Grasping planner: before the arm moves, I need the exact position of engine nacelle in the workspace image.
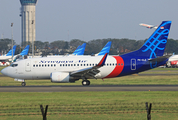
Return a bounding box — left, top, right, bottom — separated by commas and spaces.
50, 72, 78, 83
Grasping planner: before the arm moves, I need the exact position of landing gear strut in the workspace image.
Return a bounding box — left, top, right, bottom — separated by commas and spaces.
21, 82, 26, 86
82, 80, 90, 86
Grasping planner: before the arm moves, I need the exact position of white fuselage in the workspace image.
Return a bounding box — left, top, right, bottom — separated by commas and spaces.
2, 56, 123, 80
0, 56, 12, 61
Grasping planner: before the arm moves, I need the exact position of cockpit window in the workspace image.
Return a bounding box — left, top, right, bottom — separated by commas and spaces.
10, 64, 18, 67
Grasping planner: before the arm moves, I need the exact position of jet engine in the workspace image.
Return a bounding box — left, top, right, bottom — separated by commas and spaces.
50, 72, 78, 83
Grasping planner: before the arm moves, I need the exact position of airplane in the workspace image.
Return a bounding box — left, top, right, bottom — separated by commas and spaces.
0, 45, 16, 65
94, 41, 112, 56
1, 21, 171, 86
139, 23, 158, 29
165, 54, 178, 67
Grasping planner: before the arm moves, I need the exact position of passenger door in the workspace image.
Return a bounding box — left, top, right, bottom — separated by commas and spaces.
25, 60, 31, 72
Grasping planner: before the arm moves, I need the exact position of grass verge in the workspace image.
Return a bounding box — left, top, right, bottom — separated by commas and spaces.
0, 92, 177, 120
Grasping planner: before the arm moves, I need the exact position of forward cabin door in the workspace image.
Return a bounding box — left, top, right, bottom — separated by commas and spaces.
25, 60, 31, 72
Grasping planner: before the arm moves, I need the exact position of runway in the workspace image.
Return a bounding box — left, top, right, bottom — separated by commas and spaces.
0, 85, 178, 92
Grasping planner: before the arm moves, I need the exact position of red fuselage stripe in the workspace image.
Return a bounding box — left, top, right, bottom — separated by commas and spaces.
104, 56, 124, 78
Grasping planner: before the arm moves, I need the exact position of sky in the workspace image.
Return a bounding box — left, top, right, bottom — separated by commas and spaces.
0, 0, 178, 44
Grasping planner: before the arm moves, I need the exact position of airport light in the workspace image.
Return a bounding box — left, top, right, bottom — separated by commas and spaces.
11, 23, 13, 63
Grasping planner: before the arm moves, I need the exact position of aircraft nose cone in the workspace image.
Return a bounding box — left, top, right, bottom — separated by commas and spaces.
1, 68, 8, 76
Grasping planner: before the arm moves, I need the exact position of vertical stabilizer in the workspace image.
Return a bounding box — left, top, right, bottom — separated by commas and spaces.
72, 43, 86, 55
6, 45, 16, 56
98, 41, 112, 56
20, 45, 30, 56
122, 21, 172, 58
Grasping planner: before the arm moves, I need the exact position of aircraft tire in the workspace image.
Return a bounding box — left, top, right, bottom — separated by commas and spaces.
82, 80, 90, 86
21, 82, 26, 86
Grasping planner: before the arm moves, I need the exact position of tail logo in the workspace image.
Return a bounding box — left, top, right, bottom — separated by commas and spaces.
141, 21, 171, 68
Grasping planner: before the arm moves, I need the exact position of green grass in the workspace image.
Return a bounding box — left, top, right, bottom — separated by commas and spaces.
0, 92, 177, 120
0, 66, 5, 74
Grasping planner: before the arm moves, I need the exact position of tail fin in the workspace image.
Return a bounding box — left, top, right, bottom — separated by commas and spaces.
20, 45, 30, 56
6, 45, 16, 56
97, 41, 112, 56
122, 21, 172, 58
72, 43, 86, 55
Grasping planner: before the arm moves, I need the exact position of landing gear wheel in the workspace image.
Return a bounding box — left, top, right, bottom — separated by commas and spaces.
21, 82, 26, 86
82, 80, 90, 86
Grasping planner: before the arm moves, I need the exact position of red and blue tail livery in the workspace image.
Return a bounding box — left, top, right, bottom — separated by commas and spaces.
1, 21, 172, 86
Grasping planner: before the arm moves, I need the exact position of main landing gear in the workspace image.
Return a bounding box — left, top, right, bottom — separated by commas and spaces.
82, 79, 90, 86
21, 82, 26, 86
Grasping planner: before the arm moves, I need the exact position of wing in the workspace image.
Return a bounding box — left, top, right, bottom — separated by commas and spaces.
70, 53, 108, 79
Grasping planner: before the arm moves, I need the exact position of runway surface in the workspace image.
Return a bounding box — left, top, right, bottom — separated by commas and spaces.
0, 85, 178, 92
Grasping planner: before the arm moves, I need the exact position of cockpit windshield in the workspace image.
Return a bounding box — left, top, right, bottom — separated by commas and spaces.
10, 64, 18, 67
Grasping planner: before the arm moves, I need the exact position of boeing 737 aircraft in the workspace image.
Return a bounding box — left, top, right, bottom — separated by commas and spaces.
139, 23, 158, 29
0, 45, 16, 65
1, 21, 171, 86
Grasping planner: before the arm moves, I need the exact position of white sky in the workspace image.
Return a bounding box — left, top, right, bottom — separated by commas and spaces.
0, 0, 178, 44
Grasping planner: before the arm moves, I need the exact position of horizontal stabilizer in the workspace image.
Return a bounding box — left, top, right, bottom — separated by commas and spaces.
148, 55, 172, 63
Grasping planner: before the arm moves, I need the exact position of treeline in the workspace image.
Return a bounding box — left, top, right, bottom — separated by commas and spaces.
0, 38, 178, 55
